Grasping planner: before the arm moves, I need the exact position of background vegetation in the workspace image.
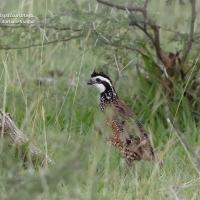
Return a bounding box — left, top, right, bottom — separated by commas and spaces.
0, 0, 200, 199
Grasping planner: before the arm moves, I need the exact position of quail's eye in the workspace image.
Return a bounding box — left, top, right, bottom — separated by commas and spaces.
96, 78, 101, 83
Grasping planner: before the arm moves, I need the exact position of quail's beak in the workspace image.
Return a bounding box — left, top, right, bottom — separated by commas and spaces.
87, 79, 95, 85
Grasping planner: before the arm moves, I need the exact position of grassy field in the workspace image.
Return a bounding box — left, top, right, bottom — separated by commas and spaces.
0, 1, 200, 200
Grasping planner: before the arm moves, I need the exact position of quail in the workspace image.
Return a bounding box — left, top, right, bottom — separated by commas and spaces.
87, 71, 155, 166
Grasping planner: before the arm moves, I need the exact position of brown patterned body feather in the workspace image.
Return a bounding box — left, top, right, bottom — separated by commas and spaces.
105, 99, 155, 166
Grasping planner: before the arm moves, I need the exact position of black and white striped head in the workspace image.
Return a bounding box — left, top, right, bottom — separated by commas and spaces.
87, 71, 117, 109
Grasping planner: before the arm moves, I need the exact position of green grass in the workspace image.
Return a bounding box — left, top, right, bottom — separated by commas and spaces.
0, 1, 200, 200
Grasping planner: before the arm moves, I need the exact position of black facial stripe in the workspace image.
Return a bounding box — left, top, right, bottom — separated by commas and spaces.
101, 81, 112, 91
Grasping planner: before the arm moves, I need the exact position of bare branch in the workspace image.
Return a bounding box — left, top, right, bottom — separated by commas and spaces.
45, 26, 82, 32
93, 29, 144, 55
96, 0, 145, 13
134, 22, 155, 45
0, 35, 80, 50
150, 24, 165, 63
182, 0, 196, 63
130, 20, 167, 67
104, 41, 144, 55
130, 19, 183, 78
0, 24, 82, 32
0, 111, 52, 167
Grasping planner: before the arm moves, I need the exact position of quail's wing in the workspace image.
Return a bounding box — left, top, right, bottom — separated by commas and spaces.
113, 100, 149, 137
112, 100, 142, 137
113, 100, 155, 160
113, 100, 133, 118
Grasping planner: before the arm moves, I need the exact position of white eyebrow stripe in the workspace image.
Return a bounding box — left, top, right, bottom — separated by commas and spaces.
94, 76, 112, 87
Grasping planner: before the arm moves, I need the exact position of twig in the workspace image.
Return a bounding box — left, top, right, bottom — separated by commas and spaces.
96, 0, 145, 13
0, 24, 82, 32
132, 22, 155, 45
0, 35, 80, 50
182, 0, 196, 63
45, 26, 82, 31
93, 29, 144, 55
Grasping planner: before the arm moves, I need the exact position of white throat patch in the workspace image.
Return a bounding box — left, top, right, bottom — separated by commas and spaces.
94, 83, 106, 93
